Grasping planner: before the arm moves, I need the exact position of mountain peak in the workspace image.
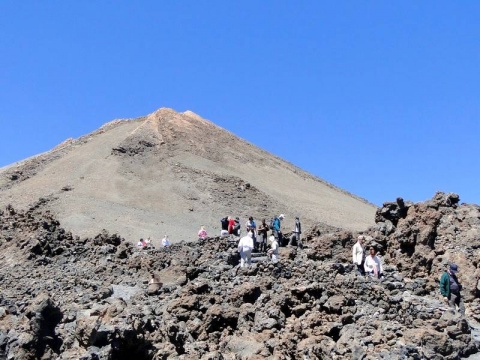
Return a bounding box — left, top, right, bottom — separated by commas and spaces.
182, 110, 203, 120
143, 108, 215, 134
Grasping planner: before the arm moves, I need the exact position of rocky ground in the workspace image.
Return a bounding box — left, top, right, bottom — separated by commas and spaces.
0, 192, 479, 359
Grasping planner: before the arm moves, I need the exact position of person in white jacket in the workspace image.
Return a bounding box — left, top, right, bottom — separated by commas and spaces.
352, 235, 365, 275
364, 247, 383, 278
238, 232, 254, 267
268, 235, 279, 264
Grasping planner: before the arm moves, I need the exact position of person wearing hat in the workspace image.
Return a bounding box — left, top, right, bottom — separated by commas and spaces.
440, 263, 465, 314
352, 235, 365, 275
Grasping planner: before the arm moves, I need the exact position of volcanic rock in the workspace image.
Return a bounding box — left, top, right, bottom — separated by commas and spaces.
0, 192, 479, 359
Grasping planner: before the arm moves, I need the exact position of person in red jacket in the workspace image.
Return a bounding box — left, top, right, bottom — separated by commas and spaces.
228, 216, 235, 234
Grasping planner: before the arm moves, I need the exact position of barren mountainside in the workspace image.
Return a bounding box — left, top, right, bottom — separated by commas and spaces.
0, 108, 376, 243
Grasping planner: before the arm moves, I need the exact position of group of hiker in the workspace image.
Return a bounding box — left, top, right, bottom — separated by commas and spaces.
220, 214, 302, 246
138, 215, 465, 316
136, 213, 301, 257
352, 235, 465, 315
137, 213, 465, 318
219, 214, 302, 267
352, 235, 383, 278
137, 235, 171, 249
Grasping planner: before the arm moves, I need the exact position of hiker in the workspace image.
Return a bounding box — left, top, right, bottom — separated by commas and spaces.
288, 216, 302, 248
364, 247, 382, 278
268, 235, 279, 263
233, 217, 241, 237
352, 235, 365, 275
221, 216, 229, 231
221, 216, 230, 237
198, 226, 207, 240
228, 216, 236, 234
273, 214, 285, 246
440, 263, 465, 314
137, 238, 147, 248
245, 216, 257, 250
144, 237, 153, 249
161, 234, 171, 248
238, 231, 254, 267
257, 219, 269, 253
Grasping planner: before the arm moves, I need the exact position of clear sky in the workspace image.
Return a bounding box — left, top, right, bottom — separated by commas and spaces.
1, 2, 479, 206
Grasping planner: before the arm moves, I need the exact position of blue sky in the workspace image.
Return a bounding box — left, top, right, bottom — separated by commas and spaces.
1, 2, 479, 206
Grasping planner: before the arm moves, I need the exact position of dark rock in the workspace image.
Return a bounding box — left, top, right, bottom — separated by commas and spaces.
0, 195, 479, 359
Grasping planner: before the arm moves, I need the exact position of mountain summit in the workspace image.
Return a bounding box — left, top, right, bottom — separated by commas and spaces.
0, 108, 376, 241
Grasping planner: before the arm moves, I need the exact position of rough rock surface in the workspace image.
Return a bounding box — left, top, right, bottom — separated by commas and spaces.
0, 192, 479, 359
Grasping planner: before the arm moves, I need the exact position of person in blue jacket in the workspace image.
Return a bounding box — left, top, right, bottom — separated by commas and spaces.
439, 263, 465, 314
273, 214, 284, 246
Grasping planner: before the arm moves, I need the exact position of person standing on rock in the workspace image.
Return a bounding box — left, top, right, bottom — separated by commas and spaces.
257, 219, 269, 253
238, 231, 254, 267
228, 216, 235, 235
364, 247, 382, 278
440, 263, 465, 314
288, 217, 302, 248
221, 216, 229, 231
233, 217, 241, 237
268, 235, 279, 263
245, 216, 257, 251
220, 216, 229, 237
273, 214, 285, 246
352, 235, 365, 275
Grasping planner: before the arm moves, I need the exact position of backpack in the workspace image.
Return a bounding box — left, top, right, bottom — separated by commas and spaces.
269, 217, 277, 230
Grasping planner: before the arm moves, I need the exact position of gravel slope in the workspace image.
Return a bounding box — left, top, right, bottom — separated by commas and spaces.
0, 108, 377, 243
